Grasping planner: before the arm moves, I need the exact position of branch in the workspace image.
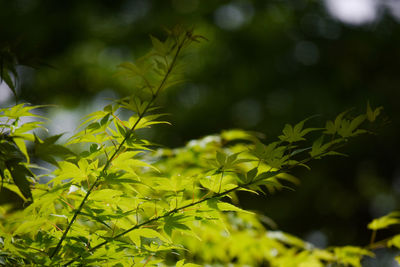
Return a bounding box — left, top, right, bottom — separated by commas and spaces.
49, 31, 190, 260
63, 185, 241, 266
62, 128, 352, 265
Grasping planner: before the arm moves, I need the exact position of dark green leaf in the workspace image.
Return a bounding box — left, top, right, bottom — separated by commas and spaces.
255, 171, 280, 181
163, 214, 190, 237
100, 114, 110, 126
246, 167, 258, 182
34, 134, 75, 166
6, 163, 33, 201
1, 70, 17, 97
366, 101, 383, 122
0, 187, 25, 210
87, 122, 101, 131
0, 139, 26, 162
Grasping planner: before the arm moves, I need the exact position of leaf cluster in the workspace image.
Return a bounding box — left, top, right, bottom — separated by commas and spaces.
0, 27, 392, 267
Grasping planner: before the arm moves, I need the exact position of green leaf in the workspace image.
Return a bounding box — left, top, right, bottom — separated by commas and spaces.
309, 137, 345, 159
128, 228, 169, 246
338, 115, 366, 138
366, 101, 383, 122
34, 134, 75, 166
246, 167, 258, 183
115, 120, 128, 136
103, 104, 113, 113
226, 152, 240, 166
255, 171, 280, 181
112, 151, 160, 174
324, 120, 336, 135
278, 118, 320, 143
0, 187, 25, 209
176, 259, 185, 267
117, 62, 142, 78
163, 214, 191, 237
87, 122, 101, 131
216, 151, 226, 167
388, 234, 400, 249
206, 199, 252, 214
54, 160, 87, 184
6, 163, 33, 201
100, 114, 110, 126
89, 143, 100, 153
3, 103, 47, 119
367, 211, 400, 230
13, 121, 46, 135
289, 147, 311, 157
13, 217, 47, 236
176, 260, 201, 267
0, 139, 26, 163
267, 231, 306, 248
0, 70, 17, 97
310, 136, 324, 158
324, 110, 350, 135
220, 129, 254, 142
332, 246, 373, 267
150, 35, 166, 54
90, 189, 123, 202
78, 110, 109, 129
118, 96, 149, 114
250, 141, 287, 168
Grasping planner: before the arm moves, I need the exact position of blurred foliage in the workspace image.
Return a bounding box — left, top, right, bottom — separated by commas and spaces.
1, 0, 399, 252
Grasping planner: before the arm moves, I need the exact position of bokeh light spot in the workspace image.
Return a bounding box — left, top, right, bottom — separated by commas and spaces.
0, 81, 14, 105
214, 1, 254, 30
324, 0, 378, 25
121, 0, 150, 24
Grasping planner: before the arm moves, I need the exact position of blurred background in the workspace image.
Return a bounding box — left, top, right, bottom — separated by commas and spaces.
1, 0, 400, 260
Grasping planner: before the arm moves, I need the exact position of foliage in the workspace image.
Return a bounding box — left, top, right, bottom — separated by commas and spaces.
0, 27, 395, 266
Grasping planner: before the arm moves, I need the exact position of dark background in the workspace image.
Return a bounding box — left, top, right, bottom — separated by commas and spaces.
1, 0, 399, 250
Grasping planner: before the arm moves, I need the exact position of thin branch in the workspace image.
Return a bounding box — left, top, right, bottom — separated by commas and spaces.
60, 115, 352, 265
62, 141, 351, 265
62, 184, 241, 266
49, 31, 190, 260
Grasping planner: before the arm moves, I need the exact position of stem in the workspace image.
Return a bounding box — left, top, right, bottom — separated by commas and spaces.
62, 124, 348, 265
63, 185, 240, 266
370, 230, 377, 246
143, 255, 153, 267
366, 236, 390, 250
218, 171, 224, 193
49, 32, 190, 260
62, 144, 344, 266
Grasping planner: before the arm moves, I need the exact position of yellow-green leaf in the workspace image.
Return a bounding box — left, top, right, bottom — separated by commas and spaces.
368, 211, 400, 230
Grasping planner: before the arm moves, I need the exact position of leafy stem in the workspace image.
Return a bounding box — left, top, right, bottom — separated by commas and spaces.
49, 30, 190, 260
62, 146, 341, 266
63, 184, 241, 266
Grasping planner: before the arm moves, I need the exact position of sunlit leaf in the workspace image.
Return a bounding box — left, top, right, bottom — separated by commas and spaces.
206, 199, 252, 214
163, 214, 191, 237
368, 211, 400, 230
128, 228, 169, 246
278, 118, 320, 143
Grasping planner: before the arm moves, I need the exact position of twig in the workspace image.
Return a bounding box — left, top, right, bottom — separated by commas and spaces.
49, 30, 190, 260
